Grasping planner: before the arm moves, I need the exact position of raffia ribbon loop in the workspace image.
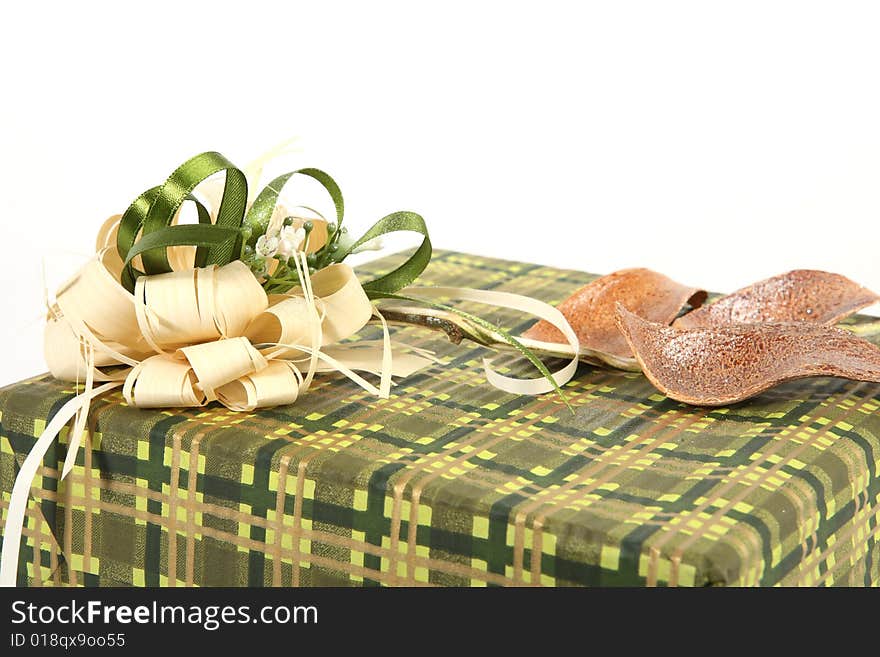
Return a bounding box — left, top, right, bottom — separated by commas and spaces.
122, 337, 271, 408
123, 355, 203, 408
49, 249, 149, 371
180, 337, 268, 400
134, 260, 268, 351
245, 263, 373, 354
55, 250, 142, 346
309, 264, 373, 345
214, 261, 270, 335
44, 314, 129, 381
216, 361, 304, 412
46, 248, 151, 380
245, 296, 317, 349
247, 264, 371, 347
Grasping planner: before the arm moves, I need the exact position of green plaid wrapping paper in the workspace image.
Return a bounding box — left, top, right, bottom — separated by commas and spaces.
1, 250, 879, 587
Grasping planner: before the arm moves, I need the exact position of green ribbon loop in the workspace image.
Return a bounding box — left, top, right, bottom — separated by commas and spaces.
112, 151, 431, 298
338, 211, 432, 295
116, 189, 214, 291
116, 152, 248, 291
244, 168, 344, 245
116, 186, 158, 289
122, 224, 242, 267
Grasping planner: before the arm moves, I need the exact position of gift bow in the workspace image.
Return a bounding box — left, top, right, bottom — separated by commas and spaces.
0, 148, 582, 587
54, 254, 384, 402
45, 245, 437, 476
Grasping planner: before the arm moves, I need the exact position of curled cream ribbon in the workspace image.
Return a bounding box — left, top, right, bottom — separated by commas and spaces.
0, 245, 579, 588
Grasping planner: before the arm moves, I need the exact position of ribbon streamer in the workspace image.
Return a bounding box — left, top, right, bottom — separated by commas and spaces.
0, 381, 122, 587
394, 286, 580, 395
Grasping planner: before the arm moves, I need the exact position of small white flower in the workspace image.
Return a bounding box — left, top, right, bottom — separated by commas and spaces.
277, 226, 306, 258
255, 234, 279, 258
282, 225, 306, 248
280, 225, 305, 242
277, 239, 294, 259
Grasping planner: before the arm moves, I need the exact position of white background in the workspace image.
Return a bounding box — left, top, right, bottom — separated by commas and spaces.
1, 1, 879, 386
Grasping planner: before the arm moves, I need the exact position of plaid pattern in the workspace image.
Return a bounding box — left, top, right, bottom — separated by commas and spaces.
1, 250, 879, 587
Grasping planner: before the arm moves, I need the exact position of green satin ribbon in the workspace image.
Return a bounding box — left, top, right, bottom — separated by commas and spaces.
114, 151, 432, 296
117, 152, 246, 291
243, 168, 344, 246
119, 188, 214, 290
340, 211, 432, 296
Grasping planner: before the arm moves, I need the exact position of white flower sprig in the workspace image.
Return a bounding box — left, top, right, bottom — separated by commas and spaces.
255, 234, 279, 259
246, 217, 316, 283
277, 225, 306, 259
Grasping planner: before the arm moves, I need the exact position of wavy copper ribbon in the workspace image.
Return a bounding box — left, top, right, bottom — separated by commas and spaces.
522, 268, 707, 368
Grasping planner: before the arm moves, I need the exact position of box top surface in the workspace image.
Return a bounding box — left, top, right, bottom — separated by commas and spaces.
2, 249, 879, 586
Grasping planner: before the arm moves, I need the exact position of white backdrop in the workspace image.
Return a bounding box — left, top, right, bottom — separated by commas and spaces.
1, 1, 879, 386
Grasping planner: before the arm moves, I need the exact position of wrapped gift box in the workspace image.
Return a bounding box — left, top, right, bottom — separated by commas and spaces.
2, 250, 879, 587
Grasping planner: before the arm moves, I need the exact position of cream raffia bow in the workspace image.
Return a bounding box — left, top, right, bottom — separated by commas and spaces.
0, 149, 580, 587
0, 237, 436, 588
46, 235, 439, 479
